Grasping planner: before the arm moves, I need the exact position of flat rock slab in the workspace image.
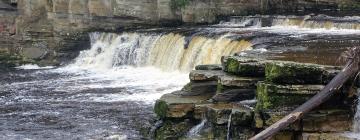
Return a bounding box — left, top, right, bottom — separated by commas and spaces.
189, 70, 225, 81
218, 74, 263, 88
195, 64, 223, 70
302, 109, 353, 132
256, 82, 324, 110
212, 89, 256, 102
206, 103, 253, 126
154, 91, 212, 118
257, 109, 352, 132
301, 133, 355, 140
265, 61, 341, 84
223, 56, 266, 77
181, 81, 218, 96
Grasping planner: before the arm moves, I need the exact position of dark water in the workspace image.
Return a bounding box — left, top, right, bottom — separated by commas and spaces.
0, 67, 187, 140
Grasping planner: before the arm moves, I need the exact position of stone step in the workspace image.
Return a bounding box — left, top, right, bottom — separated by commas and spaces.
222, 56, 266, 77
154, 91, 212, 119
218, 74, 263, 89
256, 82, 352, 111
256, 109, 353, 132
212, 89, 255, 102
195, 64, 222, 71
189, 70, 225, 81
181, 81, 218, 96
265, 60, 341, 84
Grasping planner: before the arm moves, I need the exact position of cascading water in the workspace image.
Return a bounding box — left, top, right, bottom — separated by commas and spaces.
227, 112, 233, 140
187, 119, 207, 138
72, 32, 252, 72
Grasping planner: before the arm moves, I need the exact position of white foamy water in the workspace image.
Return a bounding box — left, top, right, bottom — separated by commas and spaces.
15, 64, 55, 70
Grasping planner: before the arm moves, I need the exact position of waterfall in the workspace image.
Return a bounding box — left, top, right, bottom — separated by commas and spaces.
227, 112, 233, 140
187, 119, 207, 138
70, 32, 252, 71
220, 15, 360, 30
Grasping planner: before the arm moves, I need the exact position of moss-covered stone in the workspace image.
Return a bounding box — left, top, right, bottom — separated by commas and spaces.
265, 61, 324, 84
154, 100, 169, 119
256, 82, 318, 110
223, 56, 265, 77
155, 120, 194, 140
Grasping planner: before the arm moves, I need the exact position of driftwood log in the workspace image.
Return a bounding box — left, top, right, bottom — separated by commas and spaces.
250, 47, 360, 140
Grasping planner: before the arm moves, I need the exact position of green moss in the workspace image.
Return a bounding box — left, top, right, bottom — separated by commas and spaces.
170, 0, 189, 9
265, 62, 323, 84
256, 82, 312, 111
216, 82, 224, 93
225, 57, 239, 74
182, 82, 192, 92
155, 120, 193, 140
154, 100, 168, 118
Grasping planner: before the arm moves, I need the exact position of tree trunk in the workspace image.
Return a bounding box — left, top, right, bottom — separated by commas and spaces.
250, 49, 360, 140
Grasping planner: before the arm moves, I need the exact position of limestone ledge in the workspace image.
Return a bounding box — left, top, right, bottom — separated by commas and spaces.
153, 57, 357, 140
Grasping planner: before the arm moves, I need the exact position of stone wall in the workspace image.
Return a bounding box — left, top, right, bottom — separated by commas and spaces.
1, 0, 359, 66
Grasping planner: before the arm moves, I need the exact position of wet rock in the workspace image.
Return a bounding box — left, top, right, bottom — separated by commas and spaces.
195, 64, 222, 71
256, 82, 323, 110
218, 74, 263, 89
223, 56, 266, 77
154, 91, 211, 118
259, 108, 302, 130
194, 104, 210, 120
270, 132, 295, 140
265, 61, 329, 84
155, 120, 194, 140
301, 133, 354, 140
212, 89, 255, 102
302, 109, 353, 132
181, 81, 218, 96
206, 103, 253, 126
189, 70, 225, 81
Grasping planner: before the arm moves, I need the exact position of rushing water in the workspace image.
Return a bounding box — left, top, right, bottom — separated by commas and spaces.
1, 15, 360, 139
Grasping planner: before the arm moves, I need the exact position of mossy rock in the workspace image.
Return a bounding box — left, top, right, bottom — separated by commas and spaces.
155, 120, 194, 140
255, 82, 317, 111
223, 56, 265, 77
265, 61, 325, 84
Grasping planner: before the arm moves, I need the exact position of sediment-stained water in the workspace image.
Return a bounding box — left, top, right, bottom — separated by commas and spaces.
1, 15, 360, 139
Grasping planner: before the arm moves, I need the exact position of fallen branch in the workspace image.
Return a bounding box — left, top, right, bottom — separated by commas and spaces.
250, 47, 360, 140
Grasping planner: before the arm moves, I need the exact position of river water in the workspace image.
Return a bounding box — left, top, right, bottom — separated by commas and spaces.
1, 15, 360, 139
